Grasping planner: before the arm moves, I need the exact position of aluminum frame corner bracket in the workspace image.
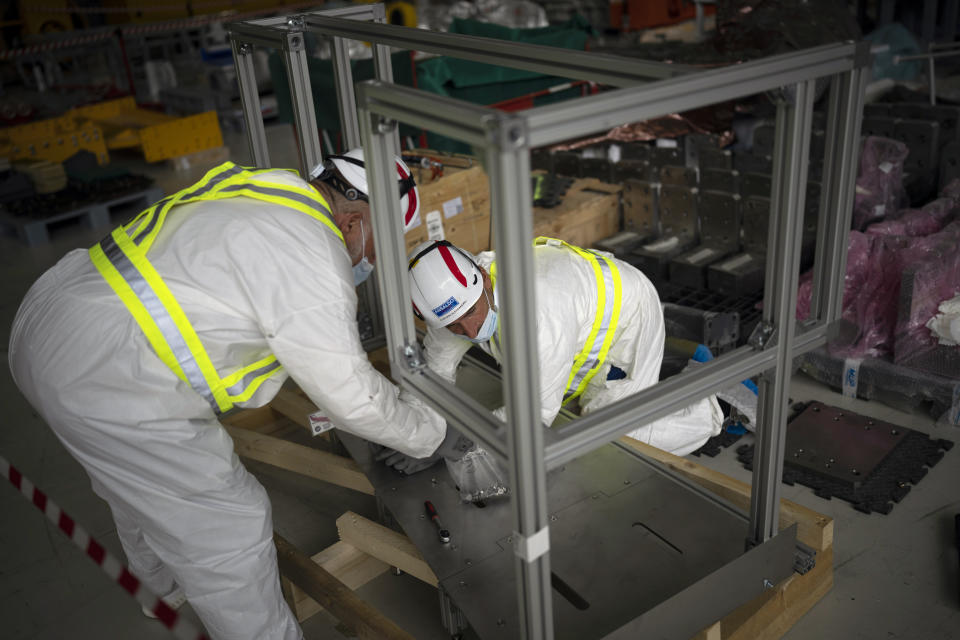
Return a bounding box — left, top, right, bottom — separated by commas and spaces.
852, 40, 874, 69
400, 342, 426, 371
282, 28, 305, 52
748, 320, 777, 350
513, 526, 550, 562
482, 113, 529, 150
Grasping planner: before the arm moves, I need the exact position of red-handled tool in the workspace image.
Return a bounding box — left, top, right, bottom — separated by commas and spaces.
424, 500, 450, 543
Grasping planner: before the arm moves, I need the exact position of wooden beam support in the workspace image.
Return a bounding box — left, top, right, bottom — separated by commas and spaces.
286, 541, 390, 622
336, 511, 439, 587
269, 388, 319, 432
274, 532, 414, 640
226, 425, 375, 495
619, 436, 833, 552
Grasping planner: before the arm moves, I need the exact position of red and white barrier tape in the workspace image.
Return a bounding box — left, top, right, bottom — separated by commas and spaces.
0, 454, 209, 640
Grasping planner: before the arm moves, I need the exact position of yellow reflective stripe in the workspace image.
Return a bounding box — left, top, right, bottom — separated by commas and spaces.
136, 163, 248, 252
225, 358, 285, 404
533, 237, 623, 403
88, 242, 190, 386
221, 178, 343, 243
111, 229, 233, 413
563, 255, 607, 399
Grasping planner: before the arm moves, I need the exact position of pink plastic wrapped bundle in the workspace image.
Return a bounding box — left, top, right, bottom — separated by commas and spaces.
852, 136, 909, 230
893, 222, 960, 372
795, 231, 912, 358
864, 197, 958, 237
940, 177, 960, 203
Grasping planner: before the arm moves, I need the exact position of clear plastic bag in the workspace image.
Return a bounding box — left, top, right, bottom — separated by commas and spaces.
444, 446, 510, 503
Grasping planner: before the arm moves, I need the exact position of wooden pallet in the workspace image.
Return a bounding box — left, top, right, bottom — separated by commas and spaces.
0, 186, 164, 246
223, 386, 834, 639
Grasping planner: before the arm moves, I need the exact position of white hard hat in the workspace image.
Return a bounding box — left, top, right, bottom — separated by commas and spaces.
408, 240, 484, 328
310, 147, 420, 232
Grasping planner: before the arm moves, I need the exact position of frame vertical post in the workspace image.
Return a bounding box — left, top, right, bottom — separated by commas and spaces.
359, 108, 419, 377
231, 38, 269, 167
331, 36, 362, 149
282, 24, 323, 178
749, 80, 816, 544
484, 115, 553, 640
809, 62, 868, 323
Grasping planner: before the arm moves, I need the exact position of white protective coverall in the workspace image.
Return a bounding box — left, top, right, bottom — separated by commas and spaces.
8, 168, 445, 640
423, 244, 722, 455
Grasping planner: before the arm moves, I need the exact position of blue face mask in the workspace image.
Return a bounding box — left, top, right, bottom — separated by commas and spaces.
468, 307, 498, 343
353, 256, 374, 286
467, 289, 498, 344
352, 219, 374, 286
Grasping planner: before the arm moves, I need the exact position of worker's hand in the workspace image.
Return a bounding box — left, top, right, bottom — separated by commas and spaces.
376, 448, 442, 474
433, 425, 474, 461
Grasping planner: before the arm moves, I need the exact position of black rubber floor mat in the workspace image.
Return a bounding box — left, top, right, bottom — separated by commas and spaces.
691, 430, 744, 457
736, 402, 954, 514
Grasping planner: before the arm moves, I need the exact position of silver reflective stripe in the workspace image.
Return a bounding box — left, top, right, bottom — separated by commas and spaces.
101, 236, 220, 413
133, 165, 245, 245
225, 359, 283, 397
566, 254, 617, 395
218, 183, 334, 223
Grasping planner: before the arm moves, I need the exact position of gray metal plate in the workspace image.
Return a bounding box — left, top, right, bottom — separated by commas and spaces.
659, 184, 697, 238
660, 165, 698, 186
699, 190, 741, 249
622, 179, 659, 237
338, 434, 782, 640
787, 401, 909, 487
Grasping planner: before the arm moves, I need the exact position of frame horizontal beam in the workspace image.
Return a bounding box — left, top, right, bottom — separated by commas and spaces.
525, 41, 859, 146
303, 14, 689, 85
401, 369, 509, 461
358, 81, 501, 148
544, 346, 777, 469
229, 22, 290, 49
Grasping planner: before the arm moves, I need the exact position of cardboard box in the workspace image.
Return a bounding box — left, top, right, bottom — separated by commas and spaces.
402, 168, 621, 256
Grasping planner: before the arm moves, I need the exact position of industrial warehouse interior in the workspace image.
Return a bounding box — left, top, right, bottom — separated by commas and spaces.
1, 1, 958, 639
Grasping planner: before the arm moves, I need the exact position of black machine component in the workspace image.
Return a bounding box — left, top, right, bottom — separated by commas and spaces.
669, 190, 741, 290
657, 282, 762, 349
662, 302, 740, 354
737, 401, 954, 515
707, 194, 769, 298
593, 230, 648, 258
626, 185, 697, 287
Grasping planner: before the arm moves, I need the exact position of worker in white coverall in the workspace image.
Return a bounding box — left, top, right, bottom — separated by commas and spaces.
384, 237, 722, 474
8, 149, 474, 640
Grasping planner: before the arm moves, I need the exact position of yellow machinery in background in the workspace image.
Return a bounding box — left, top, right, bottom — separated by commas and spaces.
0, 96, 223, 164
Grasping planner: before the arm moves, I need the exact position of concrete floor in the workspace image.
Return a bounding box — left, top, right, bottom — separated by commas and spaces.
1, 124, 958, 639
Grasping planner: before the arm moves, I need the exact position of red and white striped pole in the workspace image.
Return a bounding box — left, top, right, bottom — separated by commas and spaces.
0, 454, 209, 640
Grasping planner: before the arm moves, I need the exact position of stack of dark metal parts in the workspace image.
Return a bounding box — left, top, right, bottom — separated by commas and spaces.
538, 125, 822, 352
1, 173, 155, 219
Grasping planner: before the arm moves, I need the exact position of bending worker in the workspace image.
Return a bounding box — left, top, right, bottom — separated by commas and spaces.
400, 237, 722, 460
8, 148, 470, 640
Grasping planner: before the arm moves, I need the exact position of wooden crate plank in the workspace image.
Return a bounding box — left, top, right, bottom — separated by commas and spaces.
269, 388, 318, 432
336, 511, 439, 587
619, 436, 833, 552
721, 547, 833, 640
290, 541, 390, 622
274, 532, 414, 640
226, 425, 374, 495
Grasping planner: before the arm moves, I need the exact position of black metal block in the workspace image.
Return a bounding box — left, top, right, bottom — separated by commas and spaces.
553, 151, 580, 177
669, 245, 734, 290
707, 252, 765, 298
593, 230, 648, 258
700, 168, 739, 193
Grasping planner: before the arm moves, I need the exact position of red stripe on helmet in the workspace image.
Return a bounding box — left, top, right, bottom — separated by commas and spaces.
437, 245, 467, 287
397, 161, 418, 227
